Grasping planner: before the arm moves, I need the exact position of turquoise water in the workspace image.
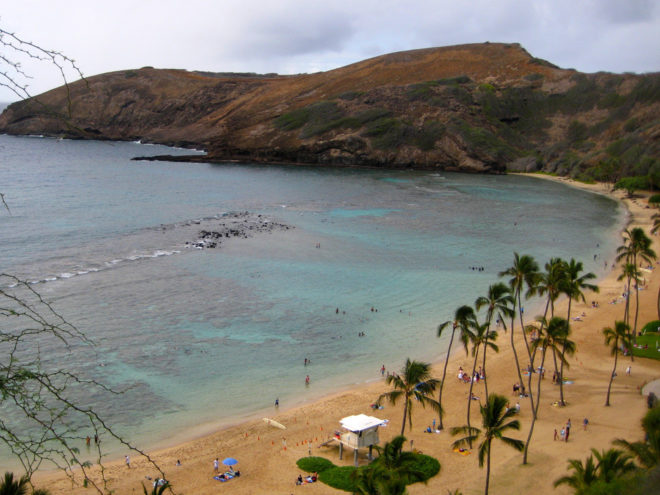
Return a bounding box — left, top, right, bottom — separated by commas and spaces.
0, 134, 625, 463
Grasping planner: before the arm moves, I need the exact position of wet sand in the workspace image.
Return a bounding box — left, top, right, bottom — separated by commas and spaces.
34, 175, 660, 495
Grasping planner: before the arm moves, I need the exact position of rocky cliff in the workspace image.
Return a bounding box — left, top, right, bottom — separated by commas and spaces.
1, 43, 658, 178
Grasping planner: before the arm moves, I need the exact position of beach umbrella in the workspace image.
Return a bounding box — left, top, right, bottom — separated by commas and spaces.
222, 457, 238, 466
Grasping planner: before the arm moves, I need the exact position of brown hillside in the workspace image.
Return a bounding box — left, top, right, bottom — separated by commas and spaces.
0, 42, 658, 176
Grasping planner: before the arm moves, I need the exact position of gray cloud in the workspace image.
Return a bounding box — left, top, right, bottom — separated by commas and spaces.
1, 0, 658, 102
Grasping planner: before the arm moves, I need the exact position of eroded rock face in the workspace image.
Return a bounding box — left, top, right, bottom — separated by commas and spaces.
1, 43, 658, 177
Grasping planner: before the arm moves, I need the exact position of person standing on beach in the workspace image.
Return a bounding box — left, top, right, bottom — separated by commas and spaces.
565, 419, 571, 442
214, 458, 219, 472
125, 455, 130, 469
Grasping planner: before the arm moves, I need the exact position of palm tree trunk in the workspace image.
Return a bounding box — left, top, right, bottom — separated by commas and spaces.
518, 291, 533, 363
605, 342, 618, 406
623, 277, 634, 362
401, 396, 409, 436
633, 284, 640, 344
437, 328, 456, 430
482, 333, 490, 400
467, 346, 480, 448
551, 347, 559, 383
509, 311, 525, 392
523, 348, 546, 464
656, 285, 660, 320
559, 297, 573, 406
485, 439, 492, 495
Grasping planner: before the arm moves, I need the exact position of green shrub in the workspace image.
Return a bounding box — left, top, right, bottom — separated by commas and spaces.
632, 332, 660, 361
296, 456, 335, 473
352, 108, 392, 125
275, 101, 345, 135
613, 176, 649, 196
648, 195, 660, 205
414, 121, 445, 151
318, 466, 357, 492
524, 73, 544, 82
452, 120, 519, 161
296, 452, 440, 493
362, 117, 401, 138
338, 91, 364, 101
275, 107, 311, 131
406, 82, 438, 101
436, 75, 472, 85
401, 454, 440, 480
640, 321, 660, 333
567, 120, 588, 145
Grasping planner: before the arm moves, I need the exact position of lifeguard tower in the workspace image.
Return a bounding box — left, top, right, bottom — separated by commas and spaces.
335, 414, 385, 466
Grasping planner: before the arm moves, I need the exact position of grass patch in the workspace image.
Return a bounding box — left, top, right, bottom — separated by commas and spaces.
296, 453, 439, 492
632, 332, 660, 361
319, 466, 358, 492
296, 456, 335, 473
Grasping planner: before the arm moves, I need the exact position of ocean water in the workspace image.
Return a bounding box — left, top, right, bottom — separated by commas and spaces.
0, 134, 625, 464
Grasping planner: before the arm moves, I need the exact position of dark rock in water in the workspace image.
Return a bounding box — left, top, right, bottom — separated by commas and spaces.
189, 211, 292, 249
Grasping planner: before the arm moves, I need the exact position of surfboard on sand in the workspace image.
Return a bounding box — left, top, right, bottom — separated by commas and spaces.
263, 418, 286, 429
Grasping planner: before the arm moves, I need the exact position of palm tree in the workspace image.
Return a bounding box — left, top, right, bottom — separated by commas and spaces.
592, 448, 638, 483
618, 262, 642, 355
352, 435, 428, 495
554, 448, 637, 491
451, 394, 524, 495
437, 305, 477, 430
499, 253, 539, 393
558, 259, 595, 406
616, 228, 656, 340
0, 473, 29, 495
603, 321, 631, 406
523, 316, 569, 464
537, 258, 566, 321
465, 320, 498, 444
142, 481, 170, 495
377, 359, 441, 436
354, 468, 407, 495
614, 406, 660, 469
554, 454, 600, 492
475, 283, 513, 400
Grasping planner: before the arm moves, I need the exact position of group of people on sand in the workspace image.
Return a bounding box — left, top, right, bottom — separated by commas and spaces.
213, 458, 241, 479
296, 472, 318, 485
512, 382, 527, 397
457, 366, 485, 384
554, 418, 574, 442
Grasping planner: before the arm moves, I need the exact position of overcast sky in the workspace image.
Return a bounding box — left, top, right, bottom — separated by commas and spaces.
1, 0, 659, 102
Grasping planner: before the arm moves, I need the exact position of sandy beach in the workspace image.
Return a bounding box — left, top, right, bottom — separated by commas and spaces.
34, 175, 660, 495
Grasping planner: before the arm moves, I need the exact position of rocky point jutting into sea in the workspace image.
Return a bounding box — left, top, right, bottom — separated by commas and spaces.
0, 42, 658, 179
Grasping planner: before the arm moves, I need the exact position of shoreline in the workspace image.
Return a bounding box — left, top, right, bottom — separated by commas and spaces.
34, 174, 660, 494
